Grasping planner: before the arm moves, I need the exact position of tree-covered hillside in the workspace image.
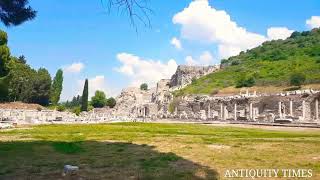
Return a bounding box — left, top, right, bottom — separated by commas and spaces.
176, 28, 320, 96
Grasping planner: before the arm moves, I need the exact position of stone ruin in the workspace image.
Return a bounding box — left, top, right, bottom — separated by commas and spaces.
1, 65, 320, 126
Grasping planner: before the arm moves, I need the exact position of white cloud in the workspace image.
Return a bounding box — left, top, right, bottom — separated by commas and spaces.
173, 0, 266, 58
64, 62, 85, 73
173, 0, 295, 59
267, 27, 294, 40
306, 16, 320, 29
185, 51, 215, 66
171, 37, 182, 50
115, 53, 178, 87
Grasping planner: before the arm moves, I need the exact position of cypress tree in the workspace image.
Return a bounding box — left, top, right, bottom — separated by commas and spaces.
50, 69, 63, 105
81, 79, 89, 112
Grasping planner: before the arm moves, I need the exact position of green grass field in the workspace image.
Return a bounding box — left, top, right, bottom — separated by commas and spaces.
0, 123, 320, 179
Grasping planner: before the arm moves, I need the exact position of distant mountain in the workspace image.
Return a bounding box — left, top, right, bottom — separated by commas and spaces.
176, 28, 320, 96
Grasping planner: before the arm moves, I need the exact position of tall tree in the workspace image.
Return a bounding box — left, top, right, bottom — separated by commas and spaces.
32, 68, 51, 105
0, 30, 10, 101
0, 0, 36, 26
0, 30, 10, 77
81, 79, 89, 112
50, 69, 63, 105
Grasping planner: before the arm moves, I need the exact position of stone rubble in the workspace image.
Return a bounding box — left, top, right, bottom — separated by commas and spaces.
1, 65, 320, 126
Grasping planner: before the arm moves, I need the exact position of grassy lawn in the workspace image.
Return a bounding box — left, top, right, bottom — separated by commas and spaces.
0, 123, 320, 179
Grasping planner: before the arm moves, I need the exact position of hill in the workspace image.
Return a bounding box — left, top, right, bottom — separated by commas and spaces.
175, 28, 320, 96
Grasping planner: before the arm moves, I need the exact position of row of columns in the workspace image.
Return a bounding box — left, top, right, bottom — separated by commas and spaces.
210, 99, 319, 121
278, 99, 319, 121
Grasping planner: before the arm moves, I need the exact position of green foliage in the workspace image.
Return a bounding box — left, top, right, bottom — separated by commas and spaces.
81, 79, 89, 112
56, 104, 66, 112
50, 69, 63, 105
0, 76, 9, 102
140, 83, 148, 91
236, 75, 255, 88
290, 72, 306, 86
0, 30, 10, 77
5, 58, 51, 105
106, 97, 116, 108
72, 106, 81, 116
176, 28, 320, 95
91, 90, 107, 108
0, 0, 36, 26
32, 68, 51, 105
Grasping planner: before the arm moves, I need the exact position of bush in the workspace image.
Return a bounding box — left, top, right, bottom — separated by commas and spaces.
106, 97, 116, 108
72, 106, 81, 116
57, 105, 66, 112
91, 90, 106, 108
236, 75, 255, 88
290, 73, 306, 86
140, 83, 148, 91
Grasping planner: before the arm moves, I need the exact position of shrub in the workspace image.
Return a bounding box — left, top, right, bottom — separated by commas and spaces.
72, 106, 81, 116
106, 97, 116, 108
236, 75, 256, 88
140, 83, 148, 91
290, 73, 306, 86
57, 105, 66, 112
91, 90, 106, 108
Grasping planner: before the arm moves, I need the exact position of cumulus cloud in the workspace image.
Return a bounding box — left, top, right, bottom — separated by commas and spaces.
171, 37, 182, 50
173, 0, 294, 59
306, 16, 320, 29
185, 51, 214, 66
267, 27, 294, 40
115, 53, 178, 87
173, 0, 266, 58
64, 62, 85, 73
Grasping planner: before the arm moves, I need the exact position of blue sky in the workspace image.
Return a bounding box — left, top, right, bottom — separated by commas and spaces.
1, 0, 320, 101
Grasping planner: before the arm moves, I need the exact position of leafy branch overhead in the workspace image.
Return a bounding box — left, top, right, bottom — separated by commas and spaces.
0, 0, 36, 26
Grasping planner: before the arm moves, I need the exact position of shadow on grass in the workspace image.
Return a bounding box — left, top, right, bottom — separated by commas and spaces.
0, 141, 218, 180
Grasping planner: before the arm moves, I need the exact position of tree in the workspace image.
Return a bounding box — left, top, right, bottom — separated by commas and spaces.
0, 30, 10, 77
80, 79, 89, 112
140, 83, 148, 91
31, 68, 51, 105
106, 97, 116, 108
91, 90, 107, 108
7, 59, 35, 102
0, 30, 10, 101
0, 0, 36, 26
290, 73, 306, 86
50, 69, 63, 105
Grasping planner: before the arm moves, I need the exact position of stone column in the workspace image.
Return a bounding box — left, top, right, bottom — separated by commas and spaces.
316, 99, 319, 121
278, 102, 282, 118
249, 103, 253, 120
234, 103, 237, 121
224, 106, 228, 120
220, 103, 223, 120
302, 101, 306, 120
290, 100, 293, 117
207, 103, 211, 119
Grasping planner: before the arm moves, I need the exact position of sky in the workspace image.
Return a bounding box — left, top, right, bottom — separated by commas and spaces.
1, 0, 320, 101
